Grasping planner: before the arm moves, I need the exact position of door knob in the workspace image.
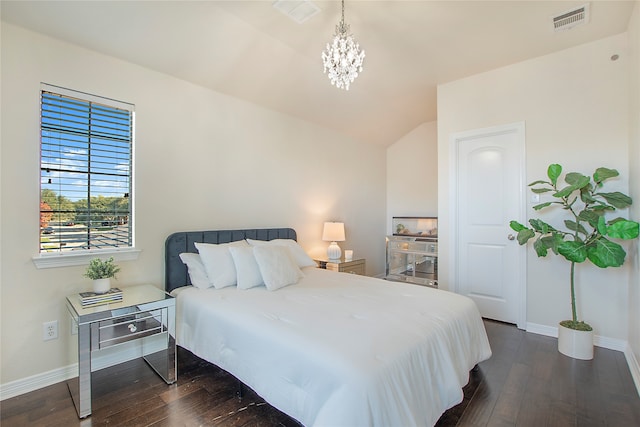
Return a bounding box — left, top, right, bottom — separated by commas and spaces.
508, 234, 515, 241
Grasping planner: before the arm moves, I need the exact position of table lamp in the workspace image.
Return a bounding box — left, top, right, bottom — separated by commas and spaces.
322, 222, 345, 260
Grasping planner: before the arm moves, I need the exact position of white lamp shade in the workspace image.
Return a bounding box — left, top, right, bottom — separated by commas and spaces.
322, 222, 345, 242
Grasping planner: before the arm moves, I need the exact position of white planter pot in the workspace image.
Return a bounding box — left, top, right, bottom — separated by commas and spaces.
557, 323, 594, 360
93, 278, 111, 294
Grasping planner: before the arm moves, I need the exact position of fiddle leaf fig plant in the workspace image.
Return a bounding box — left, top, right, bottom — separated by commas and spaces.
510, 164, 639, 331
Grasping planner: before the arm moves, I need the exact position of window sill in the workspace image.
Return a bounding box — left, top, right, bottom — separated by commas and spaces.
32, 248, 141, 269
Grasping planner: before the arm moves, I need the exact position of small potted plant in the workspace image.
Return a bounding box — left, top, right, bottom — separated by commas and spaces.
510, 164, 638, 360
84, 257, 120, 294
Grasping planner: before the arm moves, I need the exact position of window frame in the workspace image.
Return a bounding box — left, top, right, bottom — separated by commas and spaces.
33, 84, 139, 269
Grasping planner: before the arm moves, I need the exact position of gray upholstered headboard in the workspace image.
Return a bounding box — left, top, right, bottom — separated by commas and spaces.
164, 228, 297, 293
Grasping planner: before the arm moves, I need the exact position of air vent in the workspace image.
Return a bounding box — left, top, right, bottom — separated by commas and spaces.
552, 4, 590, 31
273, 0, 321, 24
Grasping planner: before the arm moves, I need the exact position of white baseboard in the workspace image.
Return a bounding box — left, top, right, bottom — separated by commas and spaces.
624, 345, 640, 398
0, 364, 78, 401
526, 322, 627, 351
525, 322, 557, 338
0, 337, 165, 401
526, 322, 639, 396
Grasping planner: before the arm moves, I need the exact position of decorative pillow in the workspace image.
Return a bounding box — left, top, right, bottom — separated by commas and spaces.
194, 240, 249, 289
178, 252, 210, 289
253, 245, 304, 291
246, 238, 316, 268
229, 246, 264, 290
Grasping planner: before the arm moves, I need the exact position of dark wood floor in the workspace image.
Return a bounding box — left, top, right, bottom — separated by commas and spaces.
2, 320, 640, 426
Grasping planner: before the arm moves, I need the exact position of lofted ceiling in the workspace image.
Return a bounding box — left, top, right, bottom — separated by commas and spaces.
1, 0, 635, 146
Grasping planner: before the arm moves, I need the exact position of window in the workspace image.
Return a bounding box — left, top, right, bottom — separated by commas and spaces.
39, 85, 134, 255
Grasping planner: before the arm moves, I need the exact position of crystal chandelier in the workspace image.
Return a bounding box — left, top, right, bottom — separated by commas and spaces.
321, 0, 365, 90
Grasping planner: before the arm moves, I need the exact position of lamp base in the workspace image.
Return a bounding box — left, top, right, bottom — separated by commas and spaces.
327, 242, 342, 260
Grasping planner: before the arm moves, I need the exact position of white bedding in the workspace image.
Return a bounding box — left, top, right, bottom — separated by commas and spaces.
173, 267, 491, 426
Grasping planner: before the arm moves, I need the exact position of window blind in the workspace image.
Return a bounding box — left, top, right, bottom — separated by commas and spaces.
40, 86, 134, 253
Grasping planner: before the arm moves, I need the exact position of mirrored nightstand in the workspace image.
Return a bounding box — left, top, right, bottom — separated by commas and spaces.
66, 284, 176, 418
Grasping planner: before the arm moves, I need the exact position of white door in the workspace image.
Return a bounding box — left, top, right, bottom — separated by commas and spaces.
450, 122, 526, 328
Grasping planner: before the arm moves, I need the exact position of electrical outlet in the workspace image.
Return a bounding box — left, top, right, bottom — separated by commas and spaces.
43, 320, 58, 341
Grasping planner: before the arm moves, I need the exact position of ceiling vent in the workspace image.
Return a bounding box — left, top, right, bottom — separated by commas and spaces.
552, 4, 590, 31
273, 0, 321, 24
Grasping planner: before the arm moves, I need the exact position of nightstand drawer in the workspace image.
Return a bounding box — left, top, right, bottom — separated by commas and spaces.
91, 307, 168, 350
325, 259, 366, 275
340, 264, 365, 275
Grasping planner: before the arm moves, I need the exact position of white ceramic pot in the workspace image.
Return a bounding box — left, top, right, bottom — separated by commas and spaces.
93, 278, 111, 294
557, 322, 594, 360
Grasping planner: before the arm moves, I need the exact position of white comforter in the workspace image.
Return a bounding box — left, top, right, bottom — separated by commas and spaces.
174, 267, 491, 427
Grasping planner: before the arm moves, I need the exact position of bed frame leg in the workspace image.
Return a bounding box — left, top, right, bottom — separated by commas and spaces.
236, 379, 245, 400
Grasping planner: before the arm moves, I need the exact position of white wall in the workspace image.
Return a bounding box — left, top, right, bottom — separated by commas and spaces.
386, 121, 438, 234
628, 1, 640, 370
0, 23, 386, 385
437, 34, 632, 340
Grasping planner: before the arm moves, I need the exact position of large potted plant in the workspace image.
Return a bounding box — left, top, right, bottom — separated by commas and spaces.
510, 164, 639, 360
84, 257, 120, 294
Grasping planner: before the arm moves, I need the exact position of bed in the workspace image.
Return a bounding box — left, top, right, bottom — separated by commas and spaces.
165, 228, 491, 426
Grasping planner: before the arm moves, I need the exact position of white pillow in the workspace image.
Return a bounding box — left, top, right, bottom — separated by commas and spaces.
178, 252, 210, 289
228, 246, 264, 290
246, 238, 316, 268
194, 240, 249, 289
253, 245, 304, 291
